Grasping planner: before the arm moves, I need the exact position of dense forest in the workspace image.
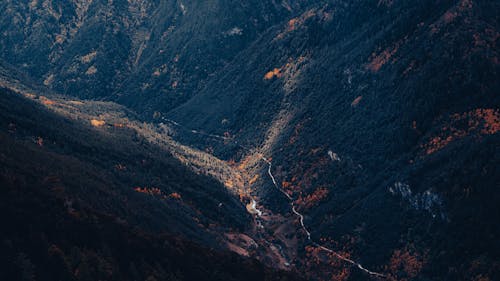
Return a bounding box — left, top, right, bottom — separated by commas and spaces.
0, 0, 498, 280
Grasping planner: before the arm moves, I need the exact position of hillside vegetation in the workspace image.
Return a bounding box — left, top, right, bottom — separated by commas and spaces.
0, 0, 498, 280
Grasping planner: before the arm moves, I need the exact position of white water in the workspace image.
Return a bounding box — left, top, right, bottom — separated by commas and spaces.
249, 199, 263, 216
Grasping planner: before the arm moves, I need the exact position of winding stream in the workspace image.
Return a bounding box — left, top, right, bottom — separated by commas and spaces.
160, 117, 386, 278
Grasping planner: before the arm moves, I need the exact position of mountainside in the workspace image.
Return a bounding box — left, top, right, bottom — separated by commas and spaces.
0, 83, 305, 280
0, 0, 314, 114
0, 0, 499, 280
167, 0, 500, 279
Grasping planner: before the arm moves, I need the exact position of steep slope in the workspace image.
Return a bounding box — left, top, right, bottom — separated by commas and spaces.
0, 0, 498, 280
0, 0, 313, 115
0, 85, 249, 244
167, 0, 500, 280
0, 185, 302, 281
0, 86, 307, 280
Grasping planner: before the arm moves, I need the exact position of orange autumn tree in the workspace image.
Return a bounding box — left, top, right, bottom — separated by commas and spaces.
386, 245, 428, 281
169, 192, 182, 200
295, 187, 329, 209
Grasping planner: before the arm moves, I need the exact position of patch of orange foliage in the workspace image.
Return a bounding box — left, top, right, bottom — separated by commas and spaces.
425, 135, 457, 155
39, 96, 55, 106
133, 187, 163, 196
282, 181, 293, 189
264, 55, 309, 82
248, 175, 259, 185
237, 155, 252, 171
386, 246, 427, 281
423, 108, 500, 155
287, 18, 299, 31
264, 68, 283, 80
282, 153, 331, 199
295, 187, 329, 209
429, 0, 473, 35
224, 179, 234, 189
367, 43, 401, 72
351, 96, 363, 107
304, 244, 352, 281
24, 93, 37, 99
479, 108, 500, 134
169, 192, 182, 200
275, 9, 318, 40
90, 119, 106, 127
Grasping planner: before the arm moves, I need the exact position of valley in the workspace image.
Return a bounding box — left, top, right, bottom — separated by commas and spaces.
1, 77, 387, 278
157, 112, 388, 278
0, 0, 498, 280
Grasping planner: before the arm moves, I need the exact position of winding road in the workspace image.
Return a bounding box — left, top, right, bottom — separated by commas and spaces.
160, 117, 386, 278
262, 156, 386, 278
262, 157, 312, 240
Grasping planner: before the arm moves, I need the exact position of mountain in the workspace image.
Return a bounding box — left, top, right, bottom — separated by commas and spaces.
168, 1, 500, 279
0, 0, 314, 114
0, 82, 304, 281
0, 0, 499, 280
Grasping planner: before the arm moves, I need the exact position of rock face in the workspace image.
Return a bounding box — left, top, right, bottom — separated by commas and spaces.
0, 0, 499, 280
